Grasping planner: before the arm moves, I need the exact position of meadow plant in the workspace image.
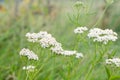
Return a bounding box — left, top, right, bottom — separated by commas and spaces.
18, 0, 120, 80
106, 58, 120, 67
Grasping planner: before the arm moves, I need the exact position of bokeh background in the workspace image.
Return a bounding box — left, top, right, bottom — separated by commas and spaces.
0, 0, 120, 79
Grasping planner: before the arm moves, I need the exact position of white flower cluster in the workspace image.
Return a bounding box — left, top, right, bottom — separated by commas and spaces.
26, 31, 61, 48
61, 50, 76, 56
19, 48, 39, 60
50, 44, 63, 55
88, 28, 118, 44
51, 44, 84, 57
106, 58, 120, 67
25, 31, 48, 43
23, 65, 35, 72
76, 53, 84, 58
25, 31, 84, 58
74, 27, 88, 34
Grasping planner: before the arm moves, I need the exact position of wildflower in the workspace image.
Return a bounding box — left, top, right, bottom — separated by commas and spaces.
25, 32, 39, 43
74, 27, 88, 34
37, 31, 48, 38
39, 34, 58, 48
76, 53, 84, 58
50, 44, 63, 54
19, 48, 39, 60
61, 50, 76, 56
106, 58, 120, 67
26, 31, 61, 48
23, 65, 35, 72
88, 28, 118, 44
25, 31, 48, 43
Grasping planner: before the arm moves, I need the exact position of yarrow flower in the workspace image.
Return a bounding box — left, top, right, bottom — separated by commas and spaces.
19, 48, 39, 60
25, 31, 84, 57
39, 34, 58, 48
61, 50, 76, 56
106, 58, 120, 67
75, 53, 84, 58
88, 28, 118, 44
25, 31, 48, 43
50, 44, 63, 55
26, 31, 60, 48
74, 27, 88, 34
23, 65, 35, 72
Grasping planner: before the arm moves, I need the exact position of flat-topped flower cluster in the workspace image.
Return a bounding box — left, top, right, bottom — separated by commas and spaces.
74, 27, 118, 44
25, 31, 83, 57
74, 26, 119, 67
19, 26, 118, 72
19, 31, 84, 71
106, 58, 120, 67
74, 26, 88, 34
20, 48, 39, 60
88, 28, 118, 44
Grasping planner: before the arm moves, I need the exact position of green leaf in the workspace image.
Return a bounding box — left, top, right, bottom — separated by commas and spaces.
104, 66, 111, 79
110, 76, 120, 80
108, 50, 117, 58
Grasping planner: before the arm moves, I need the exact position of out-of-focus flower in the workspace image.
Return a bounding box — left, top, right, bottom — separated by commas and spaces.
61, 50, 76, 56
76, 53, 84, 58
23, 65, 35, 72
19, 48, 39, 60
106, 58, 120, 67
74, 27, 88, 34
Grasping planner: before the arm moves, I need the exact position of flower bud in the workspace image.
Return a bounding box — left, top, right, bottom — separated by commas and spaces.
73, 1, 85, 9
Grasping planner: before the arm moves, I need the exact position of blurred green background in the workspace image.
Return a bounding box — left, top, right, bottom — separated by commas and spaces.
0, 0, 120, 80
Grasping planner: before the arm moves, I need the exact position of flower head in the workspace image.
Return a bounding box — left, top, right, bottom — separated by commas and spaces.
106, 58, 120, 67
23, 65, 35, 72
74, 27, 88, 34
19, 48, 39, 60
50, 44, 63, 54
25, 31, 48, 43
76, 53, 84, 58
61, 50, 76, 56
88, 28, 118, 44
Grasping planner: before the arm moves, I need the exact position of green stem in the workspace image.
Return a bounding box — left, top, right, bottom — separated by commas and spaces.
74, 34, 82, 51
51, 52, 55, 80
85, 63, 95, 80
25, 72, 29, 80
85, 43, 98, 80
76, 9, 81, 26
